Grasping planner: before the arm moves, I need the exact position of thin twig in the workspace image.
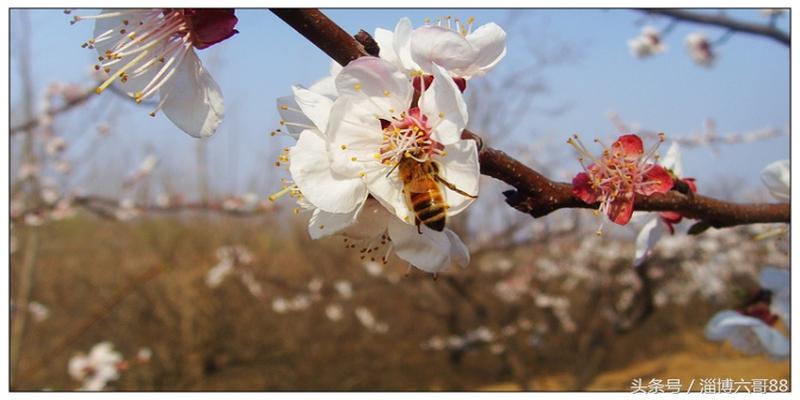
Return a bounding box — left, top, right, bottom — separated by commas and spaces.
641, 9, 790, 46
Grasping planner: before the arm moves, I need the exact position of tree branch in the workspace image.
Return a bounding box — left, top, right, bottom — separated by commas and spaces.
273, 8, 790, 230
10, 86, 95, 136
641, 9, 790, 47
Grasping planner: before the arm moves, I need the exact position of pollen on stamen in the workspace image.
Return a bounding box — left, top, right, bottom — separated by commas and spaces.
351, 156, 358, 162
354, 83, 362, 91
280, 105, 289, 110
383, 90, 391, 96
340, 144, 347, 150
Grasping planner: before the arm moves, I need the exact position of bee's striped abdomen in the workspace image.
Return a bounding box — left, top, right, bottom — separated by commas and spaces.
409, 189, 446, 232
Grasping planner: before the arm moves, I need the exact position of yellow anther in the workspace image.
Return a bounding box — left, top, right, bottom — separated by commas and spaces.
383, 90, 391, 96
373, 153, 381, 159
438, 112, 445, 118
359, 171, 366, 177
351, 156, 358, 161
467, 16, 475, 24
280, 105, 289, 110
319, 225, 325, 229
293, 207, 300, 214
279, 120, 286, 125
354, 83, 362, 91
340, 144, 347, 150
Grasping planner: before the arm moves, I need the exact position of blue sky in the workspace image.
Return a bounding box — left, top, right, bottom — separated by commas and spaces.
9, 9, 790, 199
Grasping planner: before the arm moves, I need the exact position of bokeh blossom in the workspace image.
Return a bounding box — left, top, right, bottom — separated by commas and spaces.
685, 32, 715, 67
68, 342, 124, 391
627, 26, 665, 58
705, 267, 790, 360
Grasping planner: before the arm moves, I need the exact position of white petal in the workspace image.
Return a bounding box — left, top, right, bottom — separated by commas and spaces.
291, 85, 334, 133
388, 217, 452, 273
661, 142, 683, 176
419, 63, 469, 145
704, 311, 789, 358
160, 50, 224, 138
334, 57, 412, 116
289, 130, 367, 214
308, 203, 363, 240
705, 310, 751, 340
410, 26, 477, 74
93, 10, 166, 95
325, 98, 384, 177
445, 229, 470, 268
761, 159, 790, 202
374, 27, 400, 67
437, 139, 480, 216
760, 267, 791, 326
308, 60, 342, 99
365, 166, 412, 224
751, 322, 791, 359
464, 22, 507, 76
276, 96, 314, 139
392, 17, 419, 72
633, 216, 664, 267
339, 199, 393, 240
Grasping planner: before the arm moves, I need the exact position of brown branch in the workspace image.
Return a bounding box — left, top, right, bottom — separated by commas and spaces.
270, 9, 368, 65
73, 195, 276, 217
641, 9, 790, 47
10, 86, 95, 136
274, 8, 790, 230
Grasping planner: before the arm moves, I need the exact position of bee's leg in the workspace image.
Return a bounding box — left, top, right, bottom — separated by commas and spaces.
435, 175, 478, 199
416, 217, 423, 234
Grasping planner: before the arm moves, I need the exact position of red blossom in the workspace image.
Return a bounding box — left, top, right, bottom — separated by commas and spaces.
569, 133, 673, 231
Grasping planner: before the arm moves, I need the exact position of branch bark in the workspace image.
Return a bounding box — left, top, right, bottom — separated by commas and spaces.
272, 8, 790, 230
641, 9, 790, 47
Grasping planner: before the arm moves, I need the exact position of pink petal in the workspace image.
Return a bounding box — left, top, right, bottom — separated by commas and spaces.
613, 134, 644, 159
608, 194, 635, 225
683, 177, 698, 193
640, 165, 674, 195
571, 172, 599, 204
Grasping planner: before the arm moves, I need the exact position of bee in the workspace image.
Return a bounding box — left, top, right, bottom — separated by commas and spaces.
397, 156, 477, 233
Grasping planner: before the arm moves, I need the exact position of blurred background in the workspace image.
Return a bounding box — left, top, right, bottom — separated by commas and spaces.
8, 8, 790, 391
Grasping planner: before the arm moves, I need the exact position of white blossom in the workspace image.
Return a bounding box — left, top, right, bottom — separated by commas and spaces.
325, 303, 344, 322
705, 310, 789, 360
73, 9, 234, 137
375, 16, 507, 79
685, 32, 715, 67
761, 159, 789, 202
68, 342, 123, 391
627, 26, 665, 58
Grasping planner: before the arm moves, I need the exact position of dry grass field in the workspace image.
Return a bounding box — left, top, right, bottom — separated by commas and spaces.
10, 212, 789, 391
